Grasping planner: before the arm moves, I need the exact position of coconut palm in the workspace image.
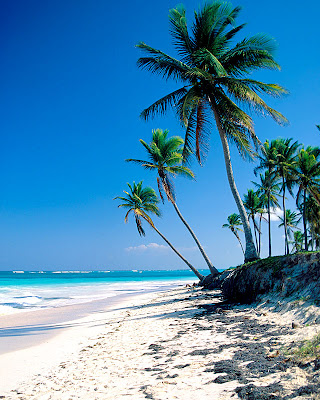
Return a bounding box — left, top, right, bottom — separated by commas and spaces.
278, 209, 301, 249
295, 147, 320, 250
290, 231, 304, 253
114, 181, 204, 280
272, 138, 300, 254
305, 196, 320, 251
253, 171, 280, 257
222, 213, 244, 257
126, 129, 219, 276
243, 189, 264, 254
137, 1, 288, 262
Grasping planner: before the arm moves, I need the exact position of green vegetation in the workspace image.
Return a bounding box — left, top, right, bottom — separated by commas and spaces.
136, 0, 288, 263
116, 0, 320, 278
114, 181, 204, 280
126, 129, 219, 276
222, 214, 245, 257
289, 333, 320, 362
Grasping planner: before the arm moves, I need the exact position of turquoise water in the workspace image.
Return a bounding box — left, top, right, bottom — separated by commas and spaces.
0, 270, 203, 315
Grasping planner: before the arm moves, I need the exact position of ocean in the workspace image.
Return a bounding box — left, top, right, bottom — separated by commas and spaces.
0, 270, 202, 315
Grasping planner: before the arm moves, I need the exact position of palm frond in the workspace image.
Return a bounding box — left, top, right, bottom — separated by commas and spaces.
140, 87, 188, 121
219, 78, 288, 126
192, 48, 227, 76
169, 5, 195, 63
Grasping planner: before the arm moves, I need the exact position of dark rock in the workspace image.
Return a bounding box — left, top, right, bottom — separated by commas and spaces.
221, 253, 320, 304
314, 358, 320, 371
235, 383, 282, 399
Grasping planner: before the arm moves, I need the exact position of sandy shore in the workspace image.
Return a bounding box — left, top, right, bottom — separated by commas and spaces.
1, 286, 320, 399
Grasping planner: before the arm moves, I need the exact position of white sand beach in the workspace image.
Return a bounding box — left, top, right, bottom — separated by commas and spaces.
1, 286, 320, 399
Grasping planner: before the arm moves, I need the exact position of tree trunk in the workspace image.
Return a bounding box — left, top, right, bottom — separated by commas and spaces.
252, 216, 259, 253
303, 189, 308, 251
234, 231, 245, 257
152, 225, 204, 281
268, 195, 272, 257
258, 214, 262, 257
171, 202, 219, 276
210, 101, 258, 262
282, 178, 289, 255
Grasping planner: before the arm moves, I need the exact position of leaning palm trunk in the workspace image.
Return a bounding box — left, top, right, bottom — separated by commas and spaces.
258, 214, 262, 257
212, 104, 258, 262
152, 224, 204, 281
268, 195, 272, 257
171, 202, 219, 276
234, 231, 245, 256
282, 178, 289, 255
252, 216, 259, 254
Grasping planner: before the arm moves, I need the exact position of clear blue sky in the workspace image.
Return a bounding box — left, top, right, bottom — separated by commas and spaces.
1, 0, 319, 271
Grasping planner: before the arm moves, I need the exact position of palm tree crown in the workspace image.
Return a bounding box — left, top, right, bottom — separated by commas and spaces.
126, 129, 219, 276
126, 129, 194, 202
223, 213, 245, 257
137, 1, 288, 262
114, 181, 160, 236
115, 181, 204, 280
278, 209, 301, 240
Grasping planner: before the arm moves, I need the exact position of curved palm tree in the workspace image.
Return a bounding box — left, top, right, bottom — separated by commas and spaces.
253, 171, 280, 257
126, 129, 219, 276
278, 209, 301, 250
114, 181, 204, 280
137, 1, 288, 262
295, 147, 320, 250
222, 213, 244, 257
272, 138, 300, 254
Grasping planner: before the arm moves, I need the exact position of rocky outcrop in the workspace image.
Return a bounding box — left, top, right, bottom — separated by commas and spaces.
220, 252, 320, 304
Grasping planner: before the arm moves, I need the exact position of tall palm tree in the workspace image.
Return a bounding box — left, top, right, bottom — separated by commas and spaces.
272, 138, 300, 254
222, 213, 244, 257
278, 209, 301, 251
253, 171, 280, 257
137, 1, 288, 262
126, 129, 219, 276
243, 189, 264, 254
114, 181, 204, 280
295, 147, 320, 250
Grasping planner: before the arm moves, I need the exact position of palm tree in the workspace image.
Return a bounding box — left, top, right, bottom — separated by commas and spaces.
243, 189, 264, 254
278, 209, 301, 250
254, 140, 279, 175
114, 181, 204, 280
272, 138, 300, 254
295, 147, 320, 250
290, 231, 304, 253
305, 196, 320, 251
253, 171, 280, 257
126, 129, 219, 276
137, 1, 288, 262
222, 213, 244, 257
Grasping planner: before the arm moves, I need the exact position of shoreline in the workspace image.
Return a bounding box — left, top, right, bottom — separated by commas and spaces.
0, 282, 189, 394
1, 285, 320, 399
